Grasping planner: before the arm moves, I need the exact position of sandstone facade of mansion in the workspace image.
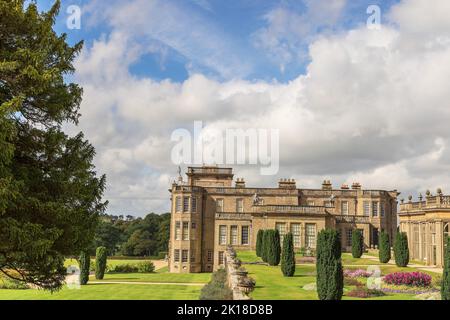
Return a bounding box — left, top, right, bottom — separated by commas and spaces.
168, 166, 399, 273
399, 191, 450, 267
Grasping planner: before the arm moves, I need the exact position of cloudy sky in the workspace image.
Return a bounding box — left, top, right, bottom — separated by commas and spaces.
37, 0, 450, 216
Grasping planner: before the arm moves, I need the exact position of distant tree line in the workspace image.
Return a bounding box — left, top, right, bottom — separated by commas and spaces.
89, 213, 171, 257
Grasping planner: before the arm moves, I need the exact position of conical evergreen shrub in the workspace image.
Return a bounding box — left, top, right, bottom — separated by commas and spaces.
79, 251, 90, 285
316, 229, 343, 300
256, 229, 264, 257
95, 246, 107, 280
351, 229, 364, 258
261, 230, 268, 262
378, 231, 391, 263
281, 233, 295, 277
394, 232, 409, 267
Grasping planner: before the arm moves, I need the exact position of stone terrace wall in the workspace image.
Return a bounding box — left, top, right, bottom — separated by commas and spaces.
224, 246, 255, 300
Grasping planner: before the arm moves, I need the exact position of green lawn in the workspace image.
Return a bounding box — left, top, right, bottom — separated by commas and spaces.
237, 250, 434, 300
0, 284, 202, 300
0, 263, 210, 300
64, 258, 160, 269
95, 271, 211, 283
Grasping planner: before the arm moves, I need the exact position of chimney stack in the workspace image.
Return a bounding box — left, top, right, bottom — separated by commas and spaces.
322, 180, 332, 191
351, 182, 362, 190
279, 179, 297, 189
235, 178, 246, 188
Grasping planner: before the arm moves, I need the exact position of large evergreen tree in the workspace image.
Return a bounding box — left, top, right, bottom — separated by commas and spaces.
316, 229, 343, 300
394, 232, 409, 267
0, 1, 106, 290
256, 229, 264, 257
281, 233, 295, 277
441, 236, 450, 300
351, 229, 364, 258
378, 231, 391, 263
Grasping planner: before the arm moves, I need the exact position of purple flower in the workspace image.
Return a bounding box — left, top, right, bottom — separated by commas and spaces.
383, 272, 432, 287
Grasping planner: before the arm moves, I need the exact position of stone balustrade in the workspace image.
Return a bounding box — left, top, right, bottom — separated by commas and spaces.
224, 246, 255, 300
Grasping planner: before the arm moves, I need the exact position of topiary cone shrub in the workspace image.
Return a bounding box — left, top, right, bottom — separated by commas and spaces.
265, 230, 279, 266
79, 251, 90, 285
256, 229, 264, 257
316, 229, 343, 300
261, 230, 268, 262
442, 236, 450, 300
281, 233, 295, 277
95, 246, 107, 280
378, 231, 391, 263
351, 229, 364, 258
394, 232, 409, 267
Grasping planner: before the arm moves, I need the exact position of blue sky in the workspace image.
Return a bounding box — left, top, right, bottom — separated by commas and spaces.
29, 0, 450, 216
41, 0, 400, 83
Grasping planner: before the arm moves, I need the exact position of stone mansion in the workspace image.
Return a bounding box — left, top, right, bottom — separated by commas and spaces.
168, 166, 399, 273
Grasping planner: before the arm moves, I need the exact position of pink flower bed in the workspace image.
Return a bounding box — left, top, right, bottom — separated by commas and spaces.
383, 272, 432, 287
343, 269, 373, 278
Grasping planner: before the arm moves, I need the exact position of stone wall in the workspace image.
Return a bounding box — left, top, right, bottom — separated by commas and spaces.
224, 246, 255, 300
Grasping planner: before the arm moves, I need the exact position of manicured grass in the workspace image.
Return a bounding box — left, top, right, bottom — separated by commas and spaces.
237, 251, 426, 300
96, 271, 211, 283
236, 250, 263, 263
341, 253, 385, 266
64, 258, 157, 269
0, 266, 209, 300
0, 284, 202, 300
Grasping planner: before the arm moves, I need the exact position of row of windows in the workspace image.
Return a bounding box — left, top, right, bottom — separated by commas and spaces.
274, 223, 317, 249
173, 249, 196, 263
173, 250, 215, 264
218, 225, 250, 245
174, 221, 196, 241
175, 196, 198, 213
216, 198, 249, 213
338, 200, 386, 217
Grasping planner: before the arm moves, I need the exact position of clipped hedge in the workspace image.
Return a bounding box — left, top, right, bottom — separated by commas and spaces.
79, 251, 90, 285
256, 229, 264, 257
378, 231, 391, 263
281, 233, 295, 277
351, 229, 364, 258
95, 246, 107, 280
316, 229, 343, 300
394, 232, 409, 267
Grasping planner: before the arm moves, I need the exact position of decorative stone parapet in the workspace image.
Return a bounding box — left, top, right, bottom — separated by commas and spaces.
224, 246, 255, 300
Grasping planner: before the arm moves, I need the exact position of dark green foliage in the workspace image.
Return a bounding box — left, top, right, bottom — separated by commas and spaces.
95, 247, 107, 280
265, 230, 281, 266
79, 251, 90, 285
200, 268, 233, 300
394, 232, 409, 267
378, 231, 391, 263
0, 1, 106, 291
281, 233, 295, 277
108, 261, 155, 273
261, 230, 268, 262
316, 229, 343, 300
256, 229, 264, 257
115, 213, 171, 256
441, 237, 450, 300
351, 229, 364, 258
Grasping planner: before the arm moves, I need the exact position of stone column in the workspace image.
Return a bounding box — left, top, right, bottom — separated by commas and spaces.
436, 220, 443, 267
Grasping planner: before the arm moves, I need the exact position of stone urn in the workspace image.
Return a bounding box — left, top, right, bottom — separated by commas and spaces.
233, 267, 248, 277
238, 277, 256, 294
231, 258, 241, 269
